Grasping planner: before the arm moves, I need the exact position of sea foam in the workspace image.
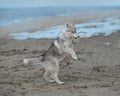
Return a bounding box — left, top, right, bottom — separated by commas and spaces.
9, 17, 120, 40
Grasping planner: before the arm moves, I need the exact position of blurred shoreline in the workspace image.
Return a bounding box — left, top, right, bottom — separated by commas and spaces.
0, 10, 120, 38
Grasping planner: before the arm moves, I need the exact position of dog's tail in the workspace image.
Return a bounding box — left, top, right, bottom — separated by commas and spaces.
23, 56, 43, 66
23, 58, 30, 65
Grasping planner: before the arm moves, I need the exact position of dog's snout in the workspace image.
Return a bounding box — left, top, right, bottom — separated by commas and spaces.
77, 36, 80, 38
72, 30, 76, 33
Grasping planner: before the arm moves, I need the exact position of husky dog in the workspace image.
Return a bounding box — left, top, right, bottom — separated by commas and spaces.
23, 24, 79, 84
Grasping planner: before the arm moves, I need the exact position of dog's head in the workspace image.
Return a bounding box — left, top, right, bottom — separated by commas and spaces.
66, 23, 76, 33
65, 23, 79, 39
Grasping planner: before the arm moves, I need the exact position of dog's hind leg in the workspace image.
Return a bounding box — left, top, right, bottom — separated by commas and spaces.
51, 72, 64, 85
50, 58, 64, 85
44, 70, 55, 83
43, 57, 64, 84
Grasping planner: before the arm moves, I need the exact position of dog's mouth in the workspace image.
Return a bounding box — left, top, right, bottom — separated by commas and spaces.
74, 35, 80, 39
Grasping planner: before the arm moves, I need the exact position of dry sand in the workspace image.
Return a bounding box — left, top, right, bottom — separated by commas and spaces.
0, 10, 120, 96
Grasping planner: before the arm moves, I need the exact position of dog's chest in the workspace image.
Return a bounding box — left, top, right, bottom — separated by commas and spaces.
46, 44, 65, 57
64, 39, 74, 47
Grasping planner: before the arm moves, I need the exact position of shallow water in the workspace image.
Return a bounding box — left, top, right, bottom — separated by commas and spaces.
9, 17, 120, 40
1, 6, 120, 26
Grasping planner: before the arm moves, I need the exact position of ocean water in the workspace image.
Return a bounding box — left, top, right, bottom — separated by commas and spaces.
0, 7, 82, 25
1, 6, 120, 40
0, 6, 120, 25
9, 17, 120, 40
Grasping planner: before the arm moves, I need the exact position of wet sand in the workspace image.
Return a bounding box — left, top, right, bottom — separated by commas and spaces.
1, 10, 120, 38
0, 10, 120, 96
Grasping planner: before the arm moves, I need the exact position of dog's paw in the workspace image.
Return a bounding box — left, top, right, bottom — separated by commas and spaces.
58, 81, 64, 85
73, 56, 78, 60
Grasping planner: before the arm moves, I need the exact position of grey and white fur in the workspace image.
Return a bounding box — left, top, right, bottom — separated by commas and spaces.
23, 23, 79, 84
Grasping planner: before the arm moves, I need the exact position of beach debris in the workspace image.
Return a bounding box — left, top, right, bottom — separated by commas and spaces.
103, 42, 111, 46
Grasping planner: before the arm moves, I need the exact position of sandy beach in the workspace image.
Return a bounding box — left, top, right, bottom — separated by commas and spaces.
0, 10, 120, 96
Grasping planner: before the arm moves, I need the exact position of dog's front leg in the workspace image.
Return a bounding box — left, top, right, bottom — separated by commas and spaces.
64, 47, 78, 60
